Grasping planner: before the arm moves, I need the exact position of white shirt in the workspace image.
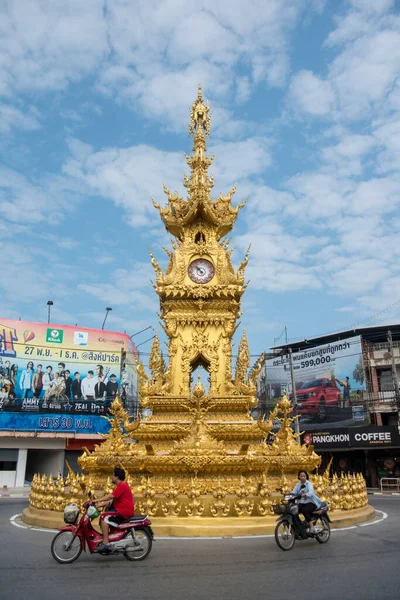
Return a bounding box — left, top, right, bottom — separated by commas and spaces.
42, 372, 53, 390
81, 376, 96, 397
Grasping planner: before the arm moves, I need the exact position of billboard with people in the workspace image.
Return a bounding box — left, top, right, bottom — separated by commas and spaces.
0, 319, 139, 430
265, 336, 368, 430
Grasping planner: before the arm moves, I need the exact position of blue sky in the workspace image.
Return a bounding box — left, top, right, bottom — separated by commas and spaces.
1, 0, 400, 365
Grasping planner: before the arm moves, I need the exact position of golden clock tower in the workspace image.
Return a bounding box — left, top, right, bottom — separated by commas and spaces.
137, 86, 262, 447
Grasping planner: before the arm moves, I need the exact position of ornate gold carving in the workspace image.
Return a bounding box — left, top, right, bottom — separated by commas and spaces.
210, 478, 230, 517
161, 477, 181, 517
234, 476, 254, 517
257, 473, 273, 516
186, 477, 205, 516
189, 85, 211, 137
138, 477, 159, 517
234, 330, 250, 393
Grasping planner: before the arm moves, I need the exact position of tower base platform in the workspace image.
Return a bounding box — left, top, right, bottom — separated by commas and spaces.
22, 504, 375, 536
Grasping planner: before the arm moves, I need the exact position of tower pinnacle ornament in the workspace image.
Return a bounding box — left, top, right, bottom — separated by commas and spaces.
189, 85, 211, 137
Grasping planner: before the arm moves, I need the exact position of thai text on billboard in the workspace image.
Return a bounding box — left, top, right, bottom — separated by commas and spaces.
266, 336, 368, 430
0, 319, 138, 419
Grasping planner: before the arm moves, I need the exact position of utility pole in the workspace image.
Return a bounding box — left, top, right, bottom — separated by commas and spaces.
288, 348, 300, 442
387, 330, 400, 423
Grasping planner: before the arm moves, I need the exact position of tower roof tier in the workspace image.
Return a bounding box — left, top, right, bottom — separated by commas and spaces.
152, 86, 246, 241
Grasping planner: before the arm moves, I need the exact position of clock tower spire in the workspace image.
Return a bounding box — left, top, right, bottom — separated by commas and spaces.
148, 87, 252, 401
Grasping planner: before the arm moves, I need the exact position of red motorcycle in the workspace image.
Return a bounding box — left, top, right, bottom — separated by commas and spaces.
51, 499, 154, 564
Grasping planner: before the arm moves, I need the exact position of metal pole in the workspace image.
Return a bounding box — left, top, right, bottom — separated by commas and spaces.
289, 348, 300, 442
47, 301, 53, 324
387, 330, 400, 419
130, 325, 154, 338
102, 307, 112, 330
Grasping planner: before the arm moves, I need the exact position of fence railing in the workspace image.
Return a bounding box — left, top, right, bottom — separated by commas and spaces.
380, 477, 400, 492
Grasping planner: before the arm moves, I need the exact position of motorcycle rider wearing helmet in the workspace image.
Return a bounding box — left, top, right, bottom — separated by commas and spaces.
94, 467, 134, 552
292, 470, 322, 533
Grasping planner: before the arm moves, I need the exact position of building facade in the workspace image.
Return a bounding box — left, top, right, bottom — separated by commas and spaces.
0, 319, 139, 487
255, 324, 400, 487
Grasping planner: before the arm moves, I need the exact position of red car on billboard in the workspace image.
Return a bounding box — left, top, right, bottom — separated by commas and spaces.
289, 377, 341, 422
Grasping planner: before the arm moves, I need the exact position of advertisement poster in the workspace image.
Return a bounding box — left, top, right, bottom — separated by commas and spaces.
0, 319, 139, 431
265, 336, 368, 430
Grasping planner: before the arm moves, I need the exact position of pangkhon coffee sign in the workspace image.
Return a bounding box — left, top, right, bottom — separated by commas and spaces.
302, 426, 400, 449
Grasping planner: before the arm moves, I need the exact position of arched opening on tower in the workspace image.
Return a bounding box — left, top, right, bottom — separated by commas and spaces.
194, 231, 206, 244
190, 355, 210, 395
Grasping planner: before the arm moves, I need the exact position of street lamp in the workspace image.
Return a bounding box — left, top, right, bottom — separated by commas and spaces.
47, 300, 53, 324
130, 326, 154, 339
136, 334, 156, 361
102, 307, 112, 330
136, 335, 156, 349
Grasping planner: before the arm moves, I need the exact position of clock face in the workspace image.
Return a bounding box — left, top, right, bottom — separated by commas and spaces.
188, 258, 215, 284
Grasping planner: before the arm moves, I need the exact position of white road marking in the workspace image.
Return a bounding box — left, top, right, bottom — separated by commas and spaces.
8, 509, 389, 539
10, 514, 58, 533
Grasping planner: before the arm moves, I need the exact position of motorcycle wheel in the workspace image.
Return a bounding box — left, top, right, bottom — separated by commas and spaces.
315, 516, 330, 544
123, 528, 152, 561
51, 531, 82, 564
275, 520, 295, 551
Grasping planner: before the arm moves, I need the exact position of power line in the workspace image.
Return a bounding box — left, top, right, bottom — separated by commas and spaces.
276, 298, 400, 345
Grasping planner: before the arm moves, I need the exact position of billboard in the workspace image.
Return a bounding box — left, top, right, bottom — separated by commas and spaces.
265, 336, 368, 430
0, 319, 139, 429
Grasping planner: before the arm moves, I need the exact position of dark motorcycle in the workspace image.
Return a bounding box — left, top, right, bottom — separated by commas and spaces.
273, 494, 331, 551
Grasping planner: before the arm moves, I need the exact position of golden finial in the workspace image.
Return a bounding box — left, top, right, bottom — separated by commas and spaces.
193, 375, 205, 398
234, 330, 251, 387
189, 84, 211, 137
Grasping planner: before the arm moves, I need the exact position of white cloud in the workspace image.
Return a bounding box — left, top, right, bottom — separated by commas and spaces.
321, 134, 376, 176
0, 166, 82, 224
288, 70, 335, 116
210, 138, 272, 185
0, 104, 40, 132
62, 135, 272, 226
0, 0, 323, 135
166, 11, 238, 66
349, 0, 394, 14
0, 0, 108, 96
329, 29, 400, 120
98, 0, 318, 128
245, 184, 295, 215
78, 265, 158, 312
374, 118, 400, 173
319, 257, 391, 295
236, 77, 251, 104
350, 177, 400, 215
285, 172, 353, 218
63, 144, 184, 227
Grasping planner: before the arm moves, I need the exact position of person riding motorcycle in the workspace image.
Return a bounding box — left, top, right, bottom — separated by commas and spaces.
93, 467, 135, 552
291, 470, 322, 533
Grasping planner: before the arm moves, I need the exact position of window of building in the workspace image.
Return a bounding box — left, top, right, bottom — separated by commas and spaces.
0, 461, 17, 471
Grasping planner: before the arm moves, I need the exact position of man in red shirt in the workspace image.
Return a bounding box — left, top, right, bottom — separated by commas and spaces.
94, 467, 134, 552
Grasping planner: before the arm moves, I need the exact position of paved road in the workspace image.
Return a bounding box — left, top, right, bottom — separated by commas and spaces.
0, 498, 399, 600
